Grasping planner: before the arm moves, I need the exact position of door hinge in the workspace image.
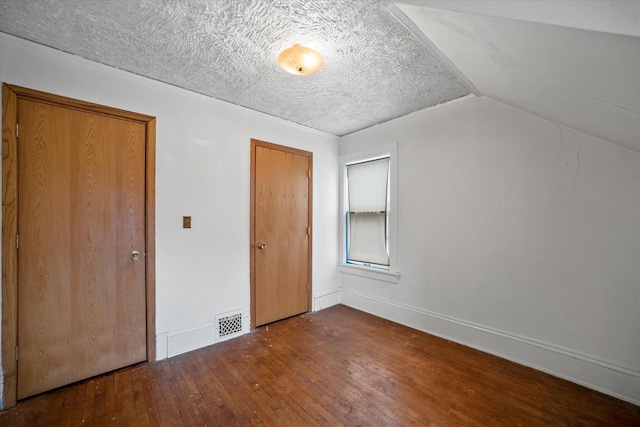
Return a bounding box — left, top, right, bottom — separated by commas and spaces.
15, 234, 19, 250
16, 122, 19, 139
307, 227, 311, 235
15, 346, 18, 361
307, 283, 311, 291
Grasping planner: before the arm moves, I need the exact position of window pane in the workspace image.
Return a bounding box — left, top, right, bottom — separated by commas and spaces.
347, 158, 389, 212
348, 212, 389, 266
346, 156, 390, 266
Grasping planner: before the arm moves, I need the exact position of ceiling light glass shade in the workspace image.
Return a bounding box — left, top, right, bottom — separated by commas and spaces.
278, 45, 323, 75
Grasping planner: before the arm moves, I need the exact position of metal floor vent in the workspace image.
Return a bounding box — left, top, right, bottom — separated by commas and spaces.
218, 313, 242, 338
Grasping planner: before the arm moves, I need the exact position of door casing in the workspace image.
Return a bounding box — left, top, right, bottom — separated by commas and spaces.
1, 84, 156, 409
250, 139, 313, 329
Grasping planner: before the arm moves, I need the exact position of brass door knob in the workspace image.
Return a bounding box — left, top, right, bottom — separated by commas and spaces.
257, 243, 267, 250
130, 250, 141, 261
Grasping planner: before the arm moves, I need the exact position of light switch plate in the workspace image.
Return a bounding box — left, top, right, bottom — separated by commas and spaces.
183, 216, 191, 228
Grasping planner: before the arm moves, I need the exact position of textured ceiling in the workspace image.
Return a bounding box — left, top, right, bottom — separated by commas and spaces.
0, 0, 470, 136
397, 2, 640, 153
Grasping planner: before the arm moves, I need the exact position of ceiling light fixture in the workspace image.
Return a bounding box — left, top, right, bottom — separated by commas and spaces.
278, 44, 323, 75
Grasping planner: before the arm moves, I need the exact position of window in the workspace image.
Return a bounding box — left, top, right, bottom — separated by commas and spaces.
346, 156, 390, 268
340, 144, 399, 282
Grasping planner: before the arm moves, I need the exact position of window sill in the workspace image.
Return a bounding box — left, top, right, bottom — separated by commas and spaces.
338, 263, 400, 284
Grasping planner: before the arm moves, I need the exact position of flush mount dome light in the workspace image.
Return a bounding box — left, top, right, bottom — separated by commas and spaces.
278, 44, 323, 75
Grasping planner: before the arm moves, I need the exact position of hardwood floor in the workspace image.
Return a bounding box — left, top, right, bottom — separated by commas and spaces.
1, 305, 638, 426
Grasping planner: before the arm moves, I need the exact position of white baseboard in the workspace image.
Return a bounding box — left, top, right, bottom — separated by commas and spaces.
157, 312, 250, 360
313, 289, 341, 311
166, 322, 218, 358
341, 288, 640, 405
155, 332, 168, 360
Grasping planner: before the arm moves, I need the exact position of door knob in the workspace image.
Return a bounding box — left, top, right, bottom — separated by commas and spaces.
130, 250, 141, 261
257, 243, 267, 250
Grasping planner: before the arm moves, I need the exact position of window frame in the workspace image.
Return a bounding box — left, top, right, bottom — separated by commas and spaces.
346, 155, 390, 269
339, 143, 399, 283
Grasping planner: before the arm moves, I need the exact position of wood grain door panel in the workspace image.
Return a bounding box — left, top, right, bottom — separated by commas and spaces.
252, 141, 312, 327
17, 100, 146, 399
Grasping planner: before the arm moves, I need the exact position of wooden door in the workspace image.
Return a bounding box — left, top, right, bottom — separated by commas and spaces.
16, 99, 147, 399
251, 139, 312, 327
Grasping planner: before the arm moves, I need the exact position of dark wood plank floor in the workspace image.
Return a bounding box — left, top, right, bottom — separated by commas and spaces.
1, 305, 638, 426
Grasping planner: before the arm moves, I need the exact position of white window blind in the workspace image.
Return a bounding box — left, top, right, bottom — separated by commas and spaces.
347, 157, 390, 266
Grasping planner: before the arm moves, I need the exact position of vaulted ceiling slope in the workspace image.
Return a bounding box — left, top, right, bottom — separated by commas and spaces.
395, 1, 640, 153
0, 0, 470, 136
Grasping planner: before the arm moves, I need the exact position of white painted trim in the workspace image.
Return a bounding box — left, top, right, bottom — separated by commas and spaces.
155, 332, 169, 360
166, 321, 218, 358
338, 264, 400, 283
339, 144, 399, 277
161, 313, 250, 359
341, 288, 640, 405
313, 289, 341, 312
314, 289, 341, 298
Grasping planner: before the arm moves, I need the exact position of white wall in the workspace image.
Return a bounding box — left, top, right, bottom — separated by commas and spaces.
405, 0, 640, 37
0, 33, 340, 400
340, 96, 640, 404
